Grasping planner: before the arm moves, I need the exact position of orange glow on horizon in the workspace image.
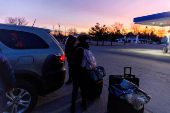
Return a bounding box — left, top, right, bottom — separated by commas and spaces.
50, 24, 169, 37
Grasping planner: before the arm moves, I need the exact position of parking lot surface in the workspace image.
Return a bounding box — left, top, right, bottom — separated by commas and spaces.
33, 42, 170, 113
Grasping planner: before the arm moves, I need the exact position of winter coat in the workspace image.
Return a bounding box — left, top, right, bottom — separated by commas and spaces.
0, 54, 15, 91
72, 42, 89, 83
0, 54, 15, 112
65, 43, 76, 63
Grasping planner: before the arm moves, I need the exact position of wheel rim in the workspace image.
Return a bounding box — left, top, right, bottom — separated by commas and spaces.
5, 88, 31, 113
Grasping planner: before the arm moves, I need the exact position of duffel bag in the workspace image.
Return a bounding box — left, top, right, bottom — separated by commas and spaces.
88, 66, 106, 82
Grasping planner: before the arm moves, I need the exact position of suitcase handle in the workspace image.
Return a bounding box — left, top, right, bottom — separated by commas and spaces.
124, 67, 135, 78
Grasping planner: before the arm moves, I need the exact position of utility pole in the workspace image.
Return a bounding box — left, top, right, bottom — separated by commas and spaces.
58, 23, 60, 35
65, 26, 66, 36
53, 25, 55, 35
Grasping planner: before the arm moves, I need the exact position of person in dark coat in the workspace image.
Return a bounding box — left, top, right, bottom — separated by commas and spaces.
71, 35, 89, 113
0, 54, 15, 112
65, 35, 77, 84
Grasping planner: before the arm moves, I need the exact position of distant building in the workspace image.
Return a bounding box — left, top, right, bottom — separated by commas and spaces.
118, 37, 150, 43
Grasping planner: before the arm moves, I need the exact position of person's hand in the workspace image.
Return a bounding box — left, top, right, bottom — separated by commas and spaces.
10, 88, 14, 92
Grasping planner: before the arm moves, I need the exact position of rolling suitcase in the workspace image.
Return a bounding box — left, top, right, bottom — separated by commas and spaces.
109, 67, 139, 86
86, 79, 103, 100
107, 67, 144, 113
86, 66, 105, 100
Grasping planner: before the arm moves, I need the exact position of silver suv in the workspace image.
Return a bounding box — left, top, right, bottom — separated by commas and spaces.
0, 23, 66, 113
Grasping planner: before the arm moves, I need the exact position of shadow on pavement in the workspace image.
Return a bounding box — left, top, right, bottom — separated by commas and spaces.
33, 90, 99, 113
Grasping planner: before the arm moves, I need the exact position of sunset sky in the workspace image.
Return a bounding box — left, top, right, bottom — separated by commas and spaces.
0, 0, 170, 33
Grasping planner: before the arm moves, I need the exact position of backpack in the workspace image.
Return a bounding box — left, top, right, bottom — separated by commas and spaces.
77, 47, 96, 70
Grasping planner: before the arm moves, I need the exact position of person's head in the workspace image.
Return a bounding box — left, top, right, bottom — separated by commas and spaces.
77, 35, 87, 43
66, 35, 76, 45
77, 35, 89, 49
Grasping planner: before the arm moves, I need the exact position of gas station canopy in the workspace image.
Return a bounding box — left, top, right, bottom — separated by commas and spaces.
134, 11, 170, 27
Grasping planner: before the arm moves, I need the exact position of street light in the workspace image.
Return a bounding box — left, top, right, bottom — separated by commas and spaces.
58, 23, 60, 35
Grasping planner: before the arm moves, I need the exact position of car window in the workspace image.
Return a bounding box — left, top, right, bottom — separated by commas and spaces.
0, 29, 49, 49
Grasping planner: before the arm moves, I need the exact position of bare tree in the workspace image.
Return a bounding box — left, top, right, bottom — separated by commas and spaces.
67, 28, 74, 35
5, 17, 28, 25
67, 28, 77, 35
111, 22, 123, 34
149, 27, 156, 36
157, 28, 166, 37
5, 17, 17, 25
130, 23, 140, 35
73, 28, 77, 34
122, 28, 127, 35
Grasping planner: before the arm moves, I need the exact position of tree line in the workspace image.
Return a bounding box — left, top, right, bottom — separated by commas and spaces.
4, 17, 167, 44
88, 22, 166, 44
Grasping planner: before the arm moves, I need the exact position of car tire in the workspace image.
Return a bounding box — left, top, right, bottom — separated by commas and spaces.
5, 80, 38, 113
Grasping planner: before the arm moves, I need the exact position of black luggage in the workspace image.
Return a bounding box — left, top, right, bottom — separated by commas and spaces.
86, 66, 106, 100
109, 67, 139, 86
107, 67, 144, 113
86, 79, 103, 100
107, 93, 144, 113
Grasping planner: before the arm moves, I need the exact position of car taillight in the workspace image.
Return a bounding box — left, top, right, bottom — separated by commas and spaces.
55, 53, 65, 62
58, 55, 65, 62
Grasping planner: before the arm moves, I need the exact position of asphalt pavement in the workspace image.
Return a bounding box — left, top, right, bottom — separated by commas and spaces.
33, 42, 170, 113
